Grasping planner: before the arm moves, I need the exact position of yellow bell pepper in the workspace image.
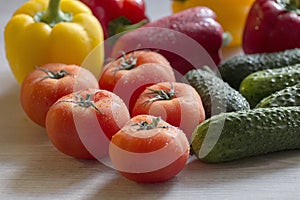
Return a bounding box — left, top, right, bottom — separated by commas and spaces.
172, 0, 255, 47
4, 0, 104, 84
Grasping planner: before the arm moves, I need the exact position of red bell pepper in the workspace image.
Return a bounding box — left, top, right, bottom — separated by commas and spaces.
111, 7, 226, 77
243, 0, 300, 54
80, 0, 149, 38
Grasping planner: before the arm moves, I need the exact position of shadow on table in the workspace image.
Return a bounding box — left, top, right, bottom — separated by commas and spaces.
87, 150, 300, 200
180, 150, 300, 186
89, 174, 176, 200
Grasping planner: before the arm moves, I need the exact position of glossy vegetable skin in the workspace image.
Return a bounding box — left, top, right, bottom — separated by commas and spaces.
98, 50, 176, 112
4, 0, 103, 84
132, 82, 206, 140
172, 0, 254, 46
20, 63, 99, 127
112, 7, 224, 76
80, 0, 148, 38
109, 115, 190, 183
46, 88, 130, 159
243, 0, 300, 54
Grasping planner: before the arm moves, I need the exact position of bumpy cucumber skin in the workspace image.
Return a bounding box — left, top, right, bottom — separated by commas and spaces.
191, 107, 300, 163
256, 83, 300, 108
239, 65, 300, 108
219, 48, 300, 90
184, 69, 250, 118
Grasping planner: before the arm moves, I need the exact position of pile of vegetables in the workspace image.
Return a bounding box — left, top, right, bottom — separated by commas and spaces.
3, 0, 300, 183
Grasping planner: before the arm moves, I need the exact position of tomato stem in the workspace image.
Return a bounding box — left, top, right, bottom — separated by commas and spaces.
119, 51, 137, 70
113, 51, 138, 81
132, 117, 170, 131
59, 93, 103, 114
37, 67, 71, 79
144, 83, 176, 105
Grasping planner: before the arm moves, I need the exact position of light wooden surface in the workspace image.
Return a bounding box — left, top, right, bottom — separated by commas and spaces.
1, 1, 300, 200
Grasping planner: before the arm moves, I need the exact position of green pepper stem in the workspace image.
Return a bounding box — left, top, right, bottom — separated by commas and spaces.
34, 0, 72, 27
291, 0, 300, 8
118, 19, 149, 33
108, 16, 148, 37
221, 32, 232, 47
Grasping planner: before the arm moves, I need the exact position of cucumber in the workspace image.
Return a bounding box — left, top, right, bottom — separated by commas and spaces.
255, 83, 300, 108
184, 68, 250, 118
218, 48, 300, 90
239, 64, 300, 108
191, 106, 300, 163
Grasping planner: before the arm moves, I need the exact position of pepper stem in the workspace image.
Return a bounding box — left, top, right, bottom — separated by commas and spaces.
108, 16, 148, 37
290, 0, 300, 8
279, 0, 300, 12
34, 0, 72, 27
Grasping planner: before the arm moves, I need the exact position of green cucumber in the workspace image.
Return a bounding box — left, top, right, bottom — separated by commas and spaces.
218, 48, 300, 90
184, 68, 250, 118
255, 83, 300, 108
239, 65, 300, 108
191, 106, 300, 163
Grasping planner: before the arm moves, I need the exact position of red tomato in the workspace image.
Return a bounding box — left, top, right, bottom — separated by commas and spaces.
20, 63, 99, 127
132, 82, 206, 140
98, 50, 176, 113
109, 115, 190, 183
46, 88, 130, 159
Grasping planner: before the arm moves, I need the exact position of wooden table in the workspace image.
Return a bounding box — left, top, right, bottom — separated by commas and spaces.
1, 1, 300, 199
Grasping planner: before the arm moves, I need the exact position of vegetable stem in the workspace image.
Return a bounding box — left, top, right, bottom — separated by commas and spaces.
34, 0, 72, 27
108, 16, 148, 37
292, 0, 300, 8
37, 67, 70, 79
59, 93, 103, 114
132, 117, 170, 130
144, 83, 176, 105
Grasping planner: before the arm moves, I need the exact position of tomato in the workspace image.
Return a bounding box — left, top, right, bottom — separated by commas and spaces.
98, 50, 176, 113
132, 82, 206, 140
109, 115, 190, 183
20, 63, 99, 127
46, 88, 130, 159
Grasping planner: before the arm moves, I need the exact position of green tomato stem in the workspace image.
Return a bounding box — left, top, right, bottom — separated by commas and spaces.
37, 67, 70, 79
59, 93, 103, 114
144, 83, 176, 105
132, 117, 171, 131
